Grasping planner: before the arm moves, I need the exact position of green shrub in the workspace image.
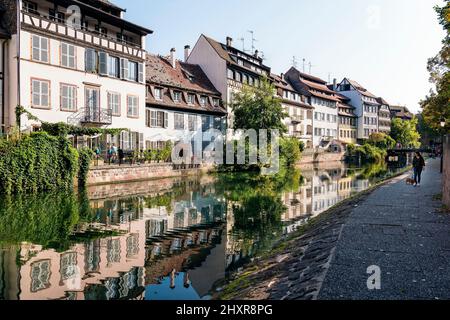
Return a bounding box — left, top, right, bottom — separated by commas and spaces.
77, 147, 94, 186
0, 132, 78, 194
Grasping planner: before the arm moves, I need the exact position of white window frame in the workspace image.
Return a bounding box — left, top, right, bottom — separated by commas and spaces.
174, 112, 185, 130
108, 92, 121, 116
31, 78, 50, 109
61, 42, 76, 68
154, 88, 163, 101
60, 83, 77, 111
32, 35, 49, 63
127, 95, 139, 118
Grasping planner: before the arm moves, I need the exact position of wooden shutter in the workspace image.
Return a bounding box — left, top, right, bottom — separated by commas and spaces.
99, 52, 108, 75
120, 58, 129, 79
85, 49, 97, 73
138, 63, 144, 83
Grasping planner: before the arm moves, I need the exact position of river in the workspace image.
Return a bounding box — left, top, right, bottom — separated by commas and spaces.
0, 162, 406, 300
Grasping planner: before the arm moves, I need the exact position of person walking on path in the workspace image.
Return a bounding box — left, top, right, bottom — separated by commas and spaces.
412, 152, 426, 186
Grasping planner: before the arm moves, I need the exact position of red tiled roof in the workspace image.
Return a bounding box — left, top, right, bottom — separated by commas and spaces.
146, 55, 226, 115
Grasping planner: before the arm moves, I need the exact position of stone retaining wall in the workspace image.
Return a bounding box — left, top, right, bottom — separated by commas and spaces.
299, 151, 345, 165
86, 163, 210, 186
443, 135, 450, 208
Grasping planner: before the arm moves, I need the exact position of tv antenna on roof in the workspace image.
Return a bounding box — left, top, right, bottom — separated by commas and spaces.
308, 61, 316, 74
259, 51, 266, 61
302, 58, 306, 73
248, 30, 257, 54
238, 37, 246, 52
292, 56, 298, 68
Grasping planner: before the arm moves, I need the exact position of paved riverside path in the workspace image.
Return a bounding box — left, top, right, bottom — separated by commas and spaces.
318, 158, 450, 300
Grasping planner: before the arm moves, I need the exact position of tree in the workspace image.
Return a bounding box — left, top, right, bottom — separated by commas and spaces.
390, 118, 421, 148
231, 77, 288, 133
368, 132, 396, 150
420, 1, 450, 133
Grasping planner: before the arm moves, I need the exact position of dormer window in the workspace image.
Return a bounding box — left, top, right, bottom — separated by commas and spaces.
188, 94, 195, 105
49, 9, 65, 23
213, 98, 220, 107
173, 91, 182, 103
291, 93, 297, 101
154, 88, 163, 101
200, 96, 208, 106
95, 25, 108, 37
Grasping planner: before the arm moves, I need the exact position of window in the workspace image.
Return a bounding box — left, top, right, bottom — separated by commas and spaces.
49, 9, 65, 23
85, 48, 97, 73
284, 91, 289, 99
174, 113, 185, 130
85, 87, 100, 120
60, 84, 76, 111
108, 56, 120, 77
127, 95, 139, 118
202, 116, 211, 131
108, 92, 121, 116
148, 110, 168, 128
200, 96, 207, 106
32, 35, 49, 63
23, 1, 38, 14
173, 91, 181, 103
243, 74, 249, 84
188, 114, 197, 131
213, 98, 220, 107
154, 88, 163, 101
128, 61, 138, 81
235, 72, 242, 82
61, 43, 76, 68
31, 79, 50, 109
291, 93, 296, 101
187, 94, 195, 105
227, 69, 234, 79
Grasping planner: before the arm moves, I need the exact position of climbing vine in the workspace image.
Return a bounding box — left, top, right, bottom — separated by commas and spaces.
0, 132, 79, 194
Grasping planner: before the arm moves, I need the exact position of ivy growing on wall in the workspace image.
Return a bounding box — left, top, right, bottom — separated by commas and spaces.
0, 132, 79, 194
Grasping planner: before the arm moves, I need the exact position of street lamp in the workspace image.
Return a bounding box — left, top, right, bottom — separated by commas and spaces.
441, 119, 446, 174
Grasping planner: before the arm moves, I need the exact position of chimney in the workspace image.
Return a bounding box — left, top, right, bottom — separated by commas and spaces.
333, 78, 337, 90
184, 45, 190, 62
281, 73, 284, 80
226, 36, 233, 47
254, 50, 259, 58
170, 48, 176, 68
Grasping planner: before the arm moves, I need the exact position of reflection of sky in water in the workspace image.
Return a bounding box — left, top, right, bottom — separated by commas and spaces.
145, 272, 204, 301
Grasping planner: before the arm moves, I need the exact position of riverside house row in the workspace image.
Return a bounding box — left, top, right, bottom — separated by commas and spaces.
1, 0, 404, 155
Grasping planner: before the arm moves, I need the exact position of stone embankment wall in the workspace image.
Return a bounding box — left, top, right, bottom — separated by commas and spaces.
443, 135, 450, 208
299, 150, 345, 165
85, 163, 210, 186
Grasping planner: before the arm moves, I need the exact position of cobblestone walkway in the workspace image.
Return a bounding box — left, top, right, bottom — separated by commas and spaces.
319, 158, 450, 300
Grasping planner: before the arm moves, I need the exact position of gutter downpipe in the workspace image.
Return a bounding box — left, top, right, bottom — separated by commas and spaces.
16, 0, 21, 129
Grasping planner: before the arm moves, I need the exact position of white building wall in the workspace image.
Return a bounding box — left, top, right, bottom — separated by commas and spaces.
18, 30, 147, 139
311, 101, 338, 147
187, 36, 227, 101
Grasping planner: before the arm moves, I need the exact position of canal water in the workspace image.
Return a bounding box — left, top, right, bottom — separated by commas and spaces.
0, 162, 405, 300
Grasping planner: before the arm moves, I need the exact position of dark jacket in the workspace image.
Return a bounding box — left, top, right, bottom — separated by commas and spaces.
413, 156, 425, 169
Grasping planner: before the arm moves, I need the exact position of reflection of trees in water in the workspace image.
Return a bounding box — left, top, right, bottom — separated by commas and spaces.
0, 193, 81, 251
218, 169, 304, 267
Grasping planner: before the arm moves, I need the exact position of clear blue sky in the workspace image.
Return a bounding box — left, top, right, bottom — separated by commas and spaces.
114, 0, 445, 114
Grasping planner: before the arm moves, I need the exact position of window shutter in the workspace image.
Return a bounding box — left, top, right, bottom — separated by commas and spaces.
151, 110, 156, 127
120, 58, 129, 79
85, 49, 97, 73
99, 52, 108, 75
164, 112, 168, 128
61, 43, 67, 66
138, 63, 144, 83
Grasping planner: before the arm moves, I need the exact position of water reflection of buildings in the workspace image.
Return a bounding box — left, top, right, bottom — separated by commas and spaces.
0, 181, 227, 301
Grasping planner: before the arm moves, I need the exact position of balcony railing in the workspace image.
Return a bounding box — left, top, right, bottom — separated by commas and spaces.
21, 10, 145, 60
290, 115, 304, 124
68, 108, 112, 126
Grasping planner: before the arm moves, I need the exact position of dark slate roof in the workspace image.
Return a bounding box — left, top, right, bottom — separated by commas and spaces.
146, 54, 226, 115
376, 97, 390, 105
285, 67, 341, 102
345, 78, 379, 99
202, 34, 271, 76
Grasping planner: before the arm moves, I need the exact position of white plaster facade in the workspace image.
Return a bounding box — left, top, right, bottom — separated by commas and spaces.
1, 0, 152, 149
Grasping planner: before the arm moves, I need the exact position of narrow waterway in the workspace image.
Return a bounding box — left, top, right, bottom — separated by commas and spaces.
0, 162, 406, 300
